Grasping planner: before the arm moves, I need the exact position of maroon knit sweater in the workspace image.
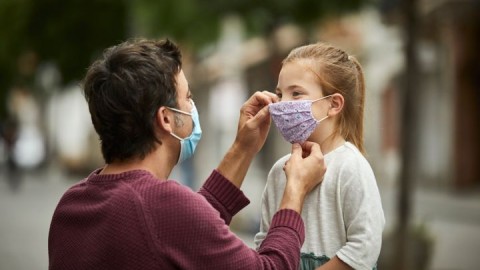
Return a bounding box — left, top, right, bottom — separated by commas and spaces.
48, 169, 305, 269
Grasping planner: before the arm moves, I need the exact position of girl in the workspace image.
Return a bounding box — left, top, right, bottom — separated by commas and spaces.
254, 43, 385, 270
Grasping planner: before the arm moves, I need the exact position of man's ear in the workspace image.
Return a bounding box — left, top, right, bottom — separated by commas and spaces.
156, 106, 174, 134
328, 93, 344, 116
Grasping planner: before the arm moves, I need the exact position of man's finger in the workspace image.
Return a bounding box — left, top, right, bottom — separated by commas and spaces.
308, 142, 321, 154
247, 106, 270, 128
247, 91, 276, 107
291, 143, 302, 158
302, 141, 321, 153
261, 90, 278, 102
301, 141, 323, 158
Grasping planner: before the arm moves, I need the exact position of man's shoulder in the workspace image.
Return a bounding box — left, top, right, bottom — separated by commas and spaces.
131, 178, 196, 203
138, 180, 209, 212
144, 181, 221, 231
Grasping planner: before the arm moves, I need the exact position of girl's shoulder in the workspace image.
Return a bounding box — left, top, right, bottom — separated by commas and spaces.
266, 154, 291, 186
328, 142, 374, 173
328, 142, 366, 161
271, 154, 291, 170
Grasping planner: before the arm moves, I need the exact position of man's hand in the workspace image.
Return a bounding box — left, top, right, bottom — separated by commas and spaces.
235, 91, 277, 155
217, 91, 277, 188
280, 142, 326, 213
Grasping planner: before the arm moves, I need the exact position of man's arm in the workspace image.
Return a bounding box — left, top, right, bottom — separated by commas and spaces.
215, 91, 326, 215
217, 91, 276, 188
188, 141, 327, 269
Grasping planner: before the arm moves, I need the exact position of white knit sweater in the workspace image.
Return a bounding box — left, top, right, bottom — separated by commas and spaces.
255, 142, 385, 270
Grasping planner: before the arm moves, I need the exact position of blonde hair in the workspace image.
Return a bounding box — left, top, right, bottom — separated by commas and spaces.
284, 43, 366, 154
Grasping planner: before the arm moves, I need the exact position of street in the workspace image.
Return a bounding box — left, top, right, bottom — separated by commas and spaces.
0, 165, 73, 270
1, 164, 480, 270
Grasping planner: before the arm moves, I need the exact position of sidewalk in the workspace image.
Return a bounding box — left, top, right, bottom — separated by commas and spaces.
235, 180, 480, 270
1, 164, 479, 270
379, 184, 480, 270
223, 148, 480, 270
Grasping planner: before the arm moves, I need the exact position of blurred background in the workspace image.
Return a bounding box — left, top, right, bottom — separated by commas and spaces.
0, 0, 479, 269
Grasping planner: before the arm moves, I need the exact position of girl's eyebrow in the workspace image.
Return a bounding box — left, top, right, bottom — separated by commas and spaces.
287, 84, 305, 91
276, 85, 305, 92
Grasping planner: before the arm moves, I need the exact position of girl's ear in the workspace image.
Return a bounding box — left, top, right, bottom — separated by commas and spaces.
156, 106, 174, 134
328, 93, 344, 116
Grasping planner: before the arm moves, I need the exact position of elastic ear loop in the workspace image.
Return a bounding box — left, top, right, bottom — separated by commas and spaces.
166, 99, 195, 116
312, 94, 333, 102
167, 107, 192, 116
316, 115, 329, 123
312, 95, 333, 122
170, 132, 183, 141
166, 106, 192, 141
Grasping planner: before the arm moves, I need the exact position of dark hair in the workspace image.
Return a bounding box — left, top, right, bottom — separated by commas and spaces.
83, 39, 182, 163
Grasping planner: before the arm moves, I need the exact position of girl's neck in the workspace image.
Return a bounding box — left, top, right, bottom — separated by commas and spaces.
318, 134, 346, 155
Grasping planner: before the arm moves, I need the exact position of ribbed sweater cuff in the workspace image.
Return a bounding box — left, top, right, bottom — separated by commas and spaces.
270, 209, 305, 243
203, 170, 250, 216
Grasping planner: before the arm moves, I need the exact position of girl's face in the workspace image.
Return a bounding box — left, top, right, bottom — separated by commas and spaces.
276, 61, 330, 121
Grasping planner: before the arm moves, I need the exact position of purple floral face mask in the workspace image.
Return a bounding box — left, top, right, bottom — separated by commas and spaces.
269, 95, 332, 144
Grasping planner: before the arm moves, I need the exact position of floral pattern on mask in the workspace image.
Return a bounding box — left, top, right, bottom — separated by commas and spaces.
269, 98, 329, 144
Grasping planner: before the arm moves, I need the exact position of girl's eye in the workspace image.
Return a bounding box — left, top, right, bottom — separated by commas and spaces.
292, 91, 301, 97
276, 92, 282, 98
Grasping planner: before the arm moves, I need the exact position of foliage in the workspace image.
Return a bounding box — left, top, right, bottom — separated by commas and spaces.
0, 0, 127, 117
132, 0, 369, 48
0, 0, 369, 118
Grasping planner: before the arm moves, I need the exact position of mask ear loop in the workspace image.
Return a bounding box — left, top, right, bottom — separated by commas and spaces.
316, 115, 329, 123
311, 94, 334, 102
312, 95, 333, 123
167, 99, 195, 115
167, 107, 192, 116
167, 101, 194, 141
170, 132, 184, 141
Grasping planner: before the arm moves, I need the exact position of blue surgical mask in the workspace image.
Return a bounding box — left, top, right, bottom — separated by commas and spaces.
167, 100, 202, 164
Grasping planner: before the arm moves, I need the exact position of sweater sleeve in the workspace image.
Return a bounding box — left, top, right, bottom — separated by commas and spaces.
198, 170, 250, 225
155, 182, 305, 270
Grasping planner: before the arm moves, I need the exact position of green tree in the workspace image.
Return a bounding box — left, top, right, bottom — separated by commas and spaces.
131, 0, 369, 49
0, 0, 369, 119
0, 0, 127, 118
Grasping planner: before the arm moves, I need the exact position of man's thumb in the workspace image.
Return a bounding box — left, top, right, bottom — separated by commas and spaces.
291, 143, 302, 157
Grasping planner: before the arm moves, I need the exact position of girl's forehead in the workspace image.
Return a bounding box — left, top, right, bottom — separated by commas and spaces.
283, 59, 319, 73
280, 60, 321, 82
285, 58, 317, 68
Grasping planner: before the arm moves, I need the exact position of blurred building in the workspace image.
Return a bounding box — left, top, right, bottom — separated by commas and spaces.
379, 0, 480, 191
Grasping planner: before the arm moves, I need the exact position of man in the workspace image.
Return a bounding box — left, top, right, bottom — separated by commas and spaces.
48, 39, 326, 269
